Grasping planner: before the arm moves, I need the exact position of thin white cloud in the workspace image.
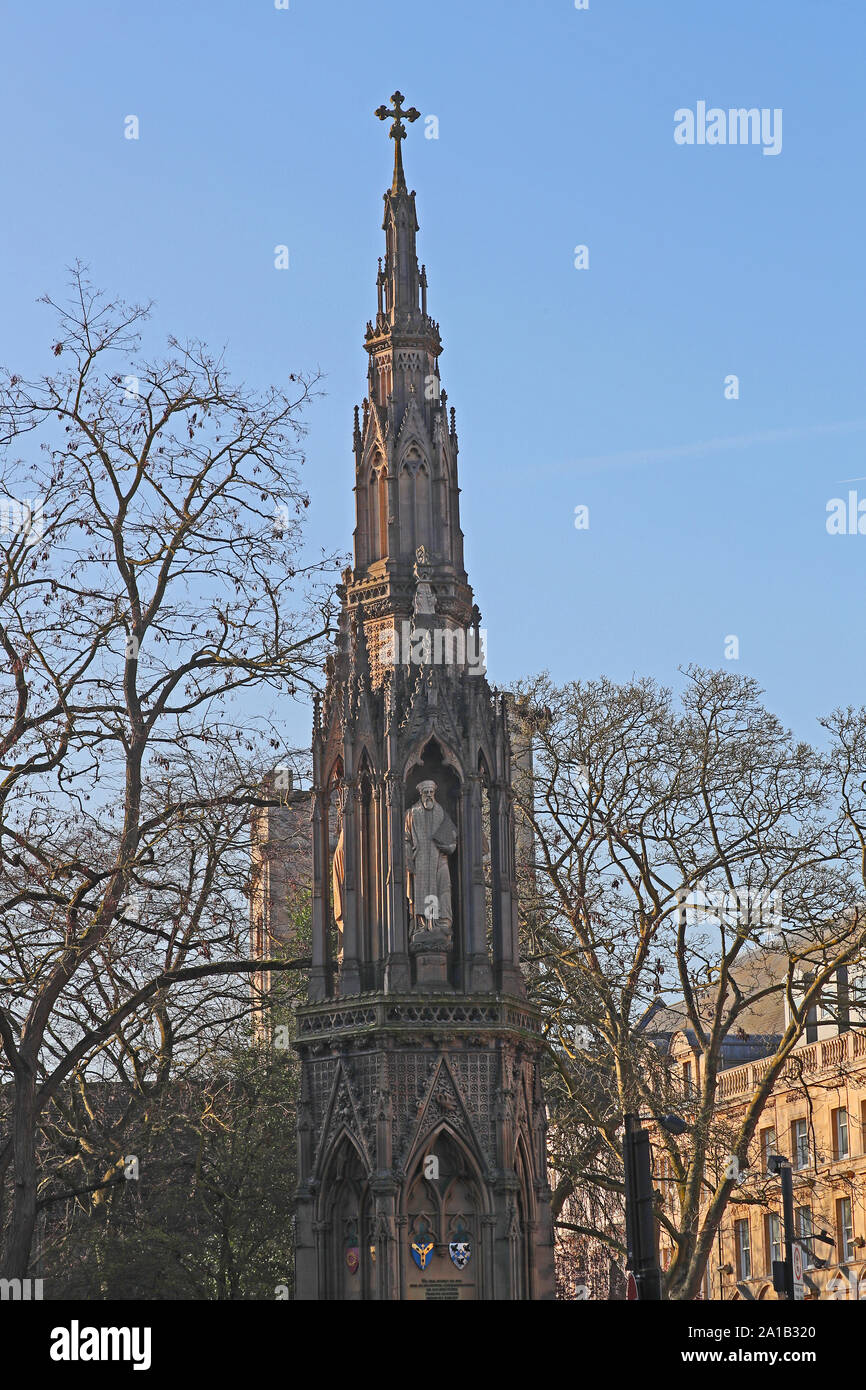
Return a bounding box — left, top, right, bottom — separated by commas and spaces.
569, 420, 866, 472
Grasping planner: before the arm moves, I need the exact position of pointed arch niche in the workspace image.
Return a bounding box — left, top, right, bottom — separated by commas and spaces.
511, 1134, 535, 1301
363, 456, 388, 565
479, 753, 494, 961
327, 758, 344, 991
399, 447, 433, 558
321, 1136, 371, 1301
404, 1127, 485, 1300
357, 750, 384, 991
404, 737, 463, 984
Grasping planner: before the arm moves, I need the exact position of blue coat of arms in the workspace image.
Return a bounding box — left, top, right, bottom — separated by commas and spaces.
411, 1239, 434, 1270
411, 1218, 435, 1270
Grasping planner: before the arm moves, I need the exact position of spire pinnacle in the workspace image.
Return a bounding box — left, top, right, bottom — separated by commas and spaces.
374, 90, 420, 193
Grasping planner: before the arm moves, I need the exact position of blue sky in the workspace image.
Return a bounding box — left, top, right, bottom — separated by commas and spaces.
2, 0, 865, 753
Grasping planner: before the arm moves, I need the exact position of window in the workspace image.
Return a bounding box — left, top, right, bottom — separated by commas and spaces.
682, 1061, 693, 1098
792, 1118, 810, 1170
765, 1211, 782, 1274
735, 1218, 752, 1280
795, 1206, 814, 1268
861, 1100, 866, 1155
657, 1155, 676, 1214
836, 1197, 855, 1263
760, 1125, 777, 1172
833, 1107, 849, 1160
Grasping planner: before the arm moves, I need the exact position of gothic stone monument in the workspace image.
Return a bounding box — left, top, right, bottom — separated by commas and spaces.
293, 94, 556, 1301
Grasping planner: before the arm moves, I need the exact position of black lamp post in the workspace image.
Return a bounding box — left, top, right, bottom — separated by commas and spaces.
766, 1153, 796, 1299
623, 1112, 687, 1301
766, 1152, 836, 1298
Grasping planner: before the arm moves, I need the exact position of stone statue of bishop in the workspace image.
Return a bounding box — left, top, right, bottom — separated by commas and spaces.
404, 779, 457, 942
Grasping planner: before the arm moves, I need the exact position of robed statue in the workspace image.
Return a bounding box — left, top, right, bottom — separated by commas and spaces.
404, 779, 457, 942
331, 821, 345, 967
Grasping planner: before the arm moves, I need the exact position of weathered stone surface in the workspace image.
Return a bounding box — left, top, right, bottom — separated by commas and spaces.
293, 97, 555, 1300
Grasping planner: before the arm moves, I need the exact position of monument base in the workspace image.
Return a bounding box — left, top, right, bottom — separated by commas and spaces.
410, 927, 453, 988
293, 991, 557, 1301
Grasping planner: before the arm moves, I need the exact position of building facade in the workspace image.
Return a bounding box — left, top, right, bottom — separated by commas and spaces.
657, 984, 866, 1301
249, 768, 312, 1042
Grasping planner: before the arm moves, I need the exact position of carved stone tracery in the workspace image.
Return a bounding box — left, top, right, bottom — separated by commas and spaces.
293, 95, 555, 1301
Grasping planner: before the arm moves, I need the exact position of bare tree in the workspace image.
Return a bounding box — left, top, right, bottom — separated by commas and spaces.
513, 668, 866, 1300
0, 269, 334, 1278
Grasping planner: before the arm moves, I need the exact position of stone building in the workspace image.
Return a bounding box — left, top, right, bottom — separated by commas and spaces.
652, 964, 866, 1300
249, 768, 311, 1041
291, 94, 556, 1300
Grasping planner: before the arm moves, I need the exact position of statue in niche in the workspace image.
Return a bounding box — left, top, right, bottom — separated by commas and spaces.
404, 779, 457, 946
331, 818, 345, 968
413, 546, 436, 617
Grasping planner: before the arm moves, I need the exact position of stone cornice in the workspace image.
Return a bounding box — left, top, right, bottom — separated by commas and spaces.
295, 991, 543, 1047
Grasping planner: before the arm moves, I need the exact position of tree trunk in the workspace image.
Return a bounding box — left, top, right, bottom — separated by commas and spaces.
0, 1066, 37, 1279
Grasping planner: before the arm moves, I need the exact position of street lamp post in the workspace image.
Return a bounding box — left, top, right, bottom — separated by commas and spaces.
766, 1151, 836, 1300
766, 1153, 796, 1299
623, 1112, 687, 1301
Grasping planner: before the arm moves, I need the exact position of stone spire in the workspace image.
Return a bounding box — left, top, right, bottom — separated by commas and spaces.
293, 96, 557, 1301
367, 91, 441, 414
352, 92, 471, 668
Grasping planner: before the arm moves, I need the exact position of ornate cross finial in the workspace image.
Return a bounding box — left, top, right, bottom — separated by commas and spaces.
374, 90, 420, 192
375, 90, 421, 143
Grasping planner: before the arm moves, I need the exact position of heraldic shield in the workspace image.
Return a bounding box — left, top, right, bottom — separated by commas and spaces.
449, 1241, 471, 1269
345, 1222, 360, 1275
410, 1217, 435, 1270
448, 1217, 471, 1269
411, 1239, 434, 1270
